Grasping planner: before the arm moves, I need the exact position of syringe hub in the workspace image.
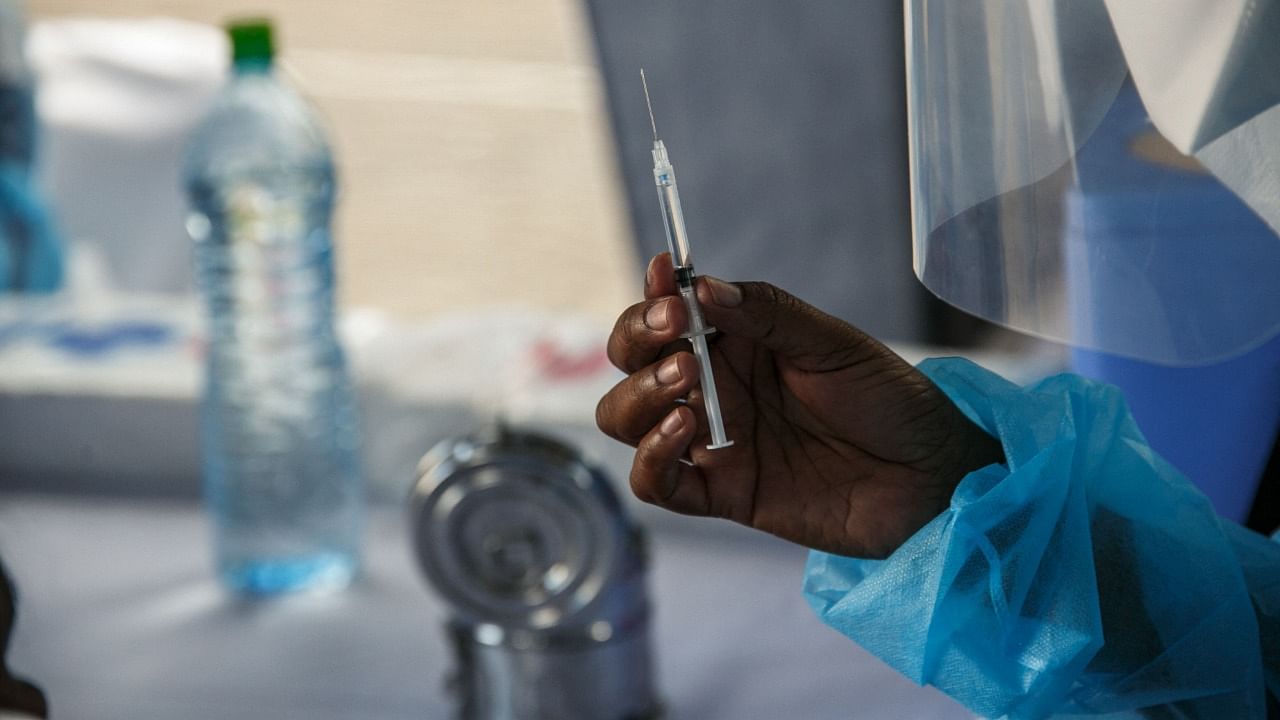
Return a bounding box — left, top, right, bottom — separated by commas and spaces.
651, 139, 670, 168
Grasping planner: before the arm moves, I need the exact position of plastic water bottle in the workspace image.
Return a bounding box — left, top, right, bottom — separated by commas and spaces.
184, 20, 362, 595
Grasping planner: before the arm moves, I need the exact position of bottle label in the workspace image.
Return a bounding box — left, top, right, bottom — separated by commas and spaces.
227, 183, 305, 246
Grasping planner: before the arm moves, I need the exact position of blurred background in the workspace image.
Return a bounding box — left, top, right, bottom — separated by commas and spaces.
0, 1, 1055, 717
24, 0, 1011, 339
28, 0, 639, 319
5, 2, 1277, 717
2, 0, 1052, 499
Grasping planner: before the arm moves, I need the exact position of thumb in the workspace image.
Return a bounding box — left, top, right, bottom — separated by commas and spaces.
696, 277, 888, 374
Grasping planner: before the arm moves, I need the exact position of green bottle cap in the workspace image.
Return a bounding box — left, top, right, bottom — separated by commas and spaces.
227, 19, 274, 65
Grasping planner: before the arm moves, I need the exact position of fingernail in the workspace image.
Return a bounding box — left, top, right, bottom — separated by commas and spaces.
644, 300, 670, 330
645, 255, 659, 290
657, 356, 682, 385
704, 277, 742, 307
660, 408, 685, 436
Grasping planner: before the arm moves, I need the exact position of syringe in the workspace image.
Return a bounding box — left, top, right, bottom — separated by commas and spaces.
641, 70, 734, 450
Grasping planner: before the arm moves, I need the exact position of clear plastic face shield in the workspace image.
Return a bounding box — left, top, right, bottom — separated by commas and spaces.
906, 0, 1280, 365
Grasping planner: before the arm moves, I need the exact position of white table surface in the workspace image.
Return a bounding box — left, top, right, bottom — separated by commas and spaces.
0, 494, 972, 719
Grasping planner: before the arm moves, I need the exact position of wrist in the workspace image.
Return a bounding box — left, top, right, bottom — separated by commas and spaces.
927, 409, 1005, 519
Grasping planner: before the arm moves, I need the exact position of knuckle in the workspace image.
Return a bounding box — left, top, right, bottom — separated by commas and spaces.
594, 393, 613, 434
610, 302, 659, 373
595, 385, 632, 443
628, 455, 657, 504
737, 281, 774, 303
743, 281, 787, 304
739, 281, 786, 342
606, 319, 630, 370
596, 375, 657, 447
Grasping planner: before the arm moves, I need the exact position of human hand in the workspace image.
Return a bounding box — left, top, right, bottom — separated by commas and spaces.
596, 253, 1003, 559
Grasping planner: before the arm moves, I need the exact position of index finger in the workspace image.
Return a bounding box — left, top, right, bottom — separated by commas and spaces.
644, 253, 677, 300
606, 296, 686, 373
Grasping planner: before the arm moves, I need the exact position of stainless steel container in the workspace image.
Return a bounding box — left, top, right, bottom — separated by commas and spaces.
410, 427, 661, 720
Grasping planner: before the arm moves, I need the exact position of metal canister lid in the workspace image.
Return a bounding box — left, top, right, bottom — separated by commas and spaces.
410, 428, 629, 631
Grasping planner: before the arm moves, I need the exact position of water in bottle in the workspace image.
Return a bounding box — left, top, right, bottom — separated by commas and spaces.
184, 20, 362, 595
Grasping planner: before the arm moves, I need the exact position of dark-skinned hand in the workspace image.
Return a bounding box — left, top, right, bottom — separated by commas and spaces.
596, 253, 1003, 559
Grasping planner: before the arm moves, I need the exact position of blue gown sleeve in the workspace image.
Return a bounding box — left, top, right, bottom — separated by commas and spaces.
803, 357, 1280, 719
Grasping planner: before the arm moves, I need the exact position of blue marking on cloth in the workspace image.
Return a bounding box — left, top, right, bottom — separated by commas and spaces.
47, 321, 174, 355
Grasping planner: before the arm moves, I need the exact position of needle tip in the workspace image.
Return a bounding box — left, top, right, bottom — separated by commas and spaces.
640, 69, 658, 141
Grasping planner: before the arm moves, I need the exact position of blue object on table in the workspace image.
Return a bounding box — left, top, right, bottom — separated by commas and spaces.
0, 164, 63, 293
0, 7, 64, 294
804, 358, 1280, 719
46, 319, 174, 355
184, 19, 362, 595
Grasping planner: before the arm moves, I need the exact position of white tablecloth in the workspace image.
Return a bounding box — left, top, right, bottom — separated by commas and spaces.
0, 494, 971, 719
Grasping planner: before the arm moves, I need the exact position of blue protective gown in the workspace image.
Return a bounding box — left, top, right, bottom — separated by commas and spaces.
804, 358, 1280, 719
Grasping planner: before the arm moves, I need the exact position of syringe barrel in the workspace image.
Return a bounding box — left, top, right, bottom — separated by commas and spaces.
690, 333, 732, 449
648, 141, 733, 451
652, 144, 694, 268
678, 283, 708, 334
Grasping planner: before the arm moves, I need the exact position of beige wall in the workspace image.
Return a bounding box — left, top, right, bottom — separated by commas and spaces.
30, 0, 640, 322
